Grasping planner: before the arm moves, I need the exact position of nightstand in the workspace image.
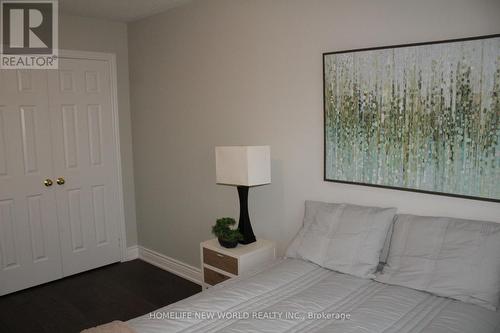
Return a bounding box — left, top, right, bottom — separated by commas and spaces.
200, 239, 276, 288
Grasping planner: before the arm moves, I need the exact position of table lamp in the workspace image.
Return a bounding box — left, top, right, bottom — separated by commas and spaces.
215, 146, 271, 244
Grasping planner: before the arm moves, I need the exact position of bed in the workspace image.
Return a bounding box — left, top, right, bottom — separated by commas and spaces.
121, 201, 500, 333
128, 258, 500, 333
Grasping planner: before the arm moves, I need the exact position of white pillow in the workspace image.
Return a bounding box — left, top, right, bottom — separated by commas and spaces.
285, 200, 340, 258
286, 201, 396, 279
375, 214, 500, 311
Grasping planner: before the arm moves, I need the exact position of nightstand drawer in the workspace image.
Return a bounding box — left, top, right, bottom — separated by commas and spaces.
203, 267, 231, 286
203, 248, 238, 274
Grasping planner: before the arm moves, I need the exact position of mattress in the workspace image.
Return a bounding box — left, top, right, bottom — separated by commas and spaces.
128, 258, 500, 333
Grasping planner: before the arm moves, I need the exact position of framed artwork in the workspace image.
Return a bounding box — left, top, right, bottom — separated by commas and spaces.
323, 34, 500, 202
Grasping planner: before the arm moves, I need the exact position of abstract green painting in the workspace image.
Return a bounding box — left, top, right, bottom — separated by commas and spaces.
324, 35, 500, 202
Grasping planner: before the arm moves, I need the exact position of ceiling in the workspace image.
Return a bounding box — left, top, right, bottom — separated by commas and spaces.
59, 0, 191, 22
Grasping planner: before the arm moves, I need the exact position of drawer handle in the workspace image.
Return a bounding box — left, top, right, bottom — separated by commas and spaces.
216, 253, 224, 258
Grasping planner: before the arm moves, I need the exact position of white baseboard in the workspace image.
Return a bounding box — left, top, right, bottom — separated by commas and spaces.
124, 245, 139, 261
138, 246, 202, 285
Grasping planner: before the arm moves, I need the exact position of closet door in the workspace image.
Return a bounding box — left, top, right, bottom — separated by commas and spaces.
47, 57, 121, 276
0, 70, 62, 295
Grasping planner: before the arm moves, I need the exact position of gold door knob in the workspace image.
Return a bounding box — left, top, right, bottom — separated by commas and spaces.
56, 177, 65, 185
44, 179, 53, 187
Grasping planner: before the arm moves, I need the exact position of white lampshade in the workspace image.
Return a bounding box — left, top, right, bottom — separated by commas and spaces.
215, 146, 271, 186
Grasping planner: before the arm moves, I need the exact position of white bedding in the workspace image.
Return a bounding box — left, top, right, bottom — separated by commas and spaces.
129, 259, 500, 333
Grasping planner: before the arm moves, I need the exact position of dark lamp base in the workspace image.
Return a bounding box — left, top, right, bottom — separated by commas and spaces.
237, 186, 257, 244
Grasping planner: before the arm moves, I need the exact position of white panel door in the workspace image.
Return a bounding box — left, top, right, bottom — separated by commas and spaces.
0, 69, 63, 295
48, 57, 121, 276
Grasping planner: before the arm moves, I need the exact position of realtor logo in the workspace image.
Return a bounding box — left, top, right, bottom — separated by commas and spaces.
1, 0, 58, 69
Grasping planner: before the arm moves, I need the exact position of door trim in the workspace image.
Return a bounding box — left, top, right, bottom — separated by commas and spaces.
58, 49, 128, 262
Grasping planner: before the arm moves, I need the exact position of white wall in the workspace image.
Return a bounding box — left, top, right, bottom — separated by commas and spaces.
128, 0, 500, 267
60, 14, 138, 246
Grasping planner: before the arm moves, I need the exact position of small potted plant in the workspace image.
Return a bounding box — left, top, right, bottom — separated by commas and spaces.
212, 217, 243, 248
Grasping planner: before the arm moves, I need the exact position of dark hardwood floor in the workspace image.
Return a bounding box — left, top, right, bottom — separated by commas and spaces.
0, 260, 201, 333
